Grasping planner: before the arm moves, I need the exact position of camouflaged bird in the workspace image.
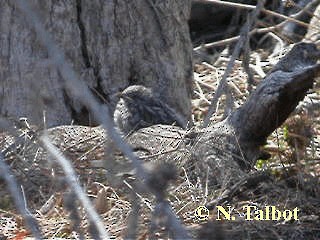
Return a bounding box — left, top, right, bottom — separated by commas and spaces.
113, 85, 188, 134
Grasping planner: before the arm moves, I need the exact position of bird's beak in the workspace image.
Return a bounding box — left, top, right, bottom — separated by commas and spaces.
114, 91, 123, 98
114, 91, 132, 101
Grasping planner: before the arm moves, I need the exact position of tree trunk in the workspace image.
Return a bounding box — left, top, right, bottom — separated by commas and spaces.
0, 0, 193, 127
13, 43, 316, 194
121, 43, 320, 185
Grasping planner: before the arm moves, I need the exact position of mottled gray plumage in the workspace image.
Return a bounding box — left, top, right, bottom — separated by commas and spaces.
113, 85, 187, 134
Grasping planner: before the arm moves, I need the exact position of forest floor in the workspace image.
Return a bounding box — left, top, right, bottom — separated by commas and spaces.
189, 46, 320, 239
0, 45, 320, 239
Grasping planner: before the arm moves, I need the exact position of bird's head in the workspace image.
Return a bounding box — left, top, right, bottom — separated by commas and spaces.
118, 85, 153, 102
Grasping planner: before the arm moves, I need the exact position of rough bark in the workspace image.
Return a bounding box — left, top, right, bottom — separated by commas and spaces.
124, 43, 320, 183
3, 43, 318, 197
0, 0, 192, 127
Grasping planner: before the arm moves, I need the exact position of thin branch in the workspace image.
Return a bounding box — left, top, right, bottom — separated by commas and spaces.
290, 0, 320, 21
194, 0, 320, 50
0, 154, 43, 239
193, 25, 278, 50
203, 0, 266, 127
195, 0, 318, 29
15, 0, 190, 238
14, 0, 148, 183
40, 135, 110, 240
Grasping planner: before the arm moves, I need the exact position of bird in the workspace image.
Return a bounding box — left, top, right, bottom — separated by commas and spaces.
113, 85, 187, 135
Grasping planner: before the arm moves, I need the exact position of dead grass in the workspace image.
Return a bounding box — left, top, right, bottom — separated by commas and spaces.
0, 44, 320, 239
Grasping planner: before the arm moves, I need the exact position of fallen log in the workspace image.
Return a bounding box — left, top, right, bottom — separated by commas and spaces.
1, 41, 319, 239
12, 42, 318, 189
126, 43, 320, 185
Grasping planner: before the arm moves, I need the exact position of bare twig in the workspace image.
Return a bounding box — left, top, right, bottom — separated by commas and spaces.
40, 135, 110, 240
195, 0, 318, 29
242, 14, 254, 92
193, 24, 278, 50
15, 0, 190, 238
194, 0, 320, 50
203, 0, 266, 127
124, 192, 140, 240
0, 154, 43, 239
